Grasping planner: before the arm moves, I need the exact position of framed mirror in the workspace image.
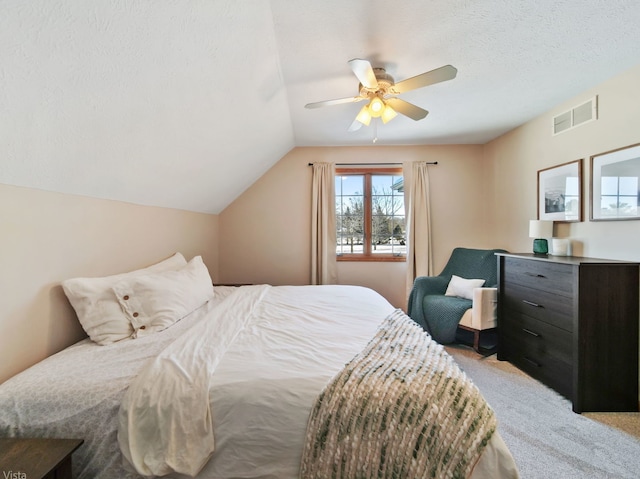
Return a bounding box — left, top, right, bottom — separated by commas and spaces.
590, 143, 640, 221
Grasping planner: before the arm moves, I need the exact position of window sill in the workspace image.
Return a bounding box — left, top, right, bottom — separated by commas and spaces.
337, 255, 406, 263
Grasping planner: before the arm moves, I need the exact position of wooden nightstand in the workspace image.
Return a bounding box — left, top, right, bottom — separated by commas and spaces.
0, 438, 83, 479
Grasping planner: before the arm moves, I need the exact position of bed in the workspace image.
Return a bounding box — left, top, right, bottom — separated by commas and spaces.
0, 254, 519, 479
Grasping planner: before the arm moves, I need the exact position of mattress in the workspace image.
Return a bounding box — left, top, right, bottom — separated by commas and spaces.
0, 284, 518, 478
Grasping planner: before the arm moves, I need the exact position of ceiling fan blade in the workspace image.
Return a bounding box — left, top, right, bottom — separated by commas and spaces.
305, 96, 366, 109
385, 98, 429, 121
391, 65, 457, 94
348, 58, 378, 90
347, 118, 363, 132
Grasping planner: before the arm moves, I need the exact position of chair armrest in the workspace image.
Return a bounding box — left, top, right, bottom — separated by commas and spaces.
407, 276, 449, 330
470, 287, 497, 330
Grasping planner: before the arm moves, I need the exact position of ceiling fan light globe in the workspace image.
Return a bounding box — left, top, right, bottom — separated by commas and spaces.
355, 105, 372, 126
369, 97, 385, 117
381, 105, 398, 124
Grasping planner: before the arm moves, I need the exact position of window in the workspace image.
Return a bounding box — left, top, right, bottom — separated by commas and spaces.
335, 168, 405, 261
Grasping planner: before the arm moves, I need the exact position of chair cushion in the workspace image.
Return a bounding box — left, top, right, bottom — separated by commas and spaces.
423, 295, 471, 344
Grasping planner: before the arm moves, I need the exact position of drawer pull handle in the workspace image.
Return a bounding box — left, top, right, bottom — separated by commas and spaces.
523, 356, 541, 367
525, 272, 547, 278
522, 299, 542, 308
522, 328, 541, 338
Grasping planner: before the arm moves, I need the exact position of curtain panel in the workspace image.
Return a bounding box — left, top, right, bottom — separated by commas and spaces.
403, 161, 433, 299
311, 162, 337, 285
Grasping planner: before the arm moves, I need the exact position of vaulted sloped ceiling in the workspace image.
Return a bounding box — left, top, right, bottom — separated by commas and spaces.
2, 1, 640, 214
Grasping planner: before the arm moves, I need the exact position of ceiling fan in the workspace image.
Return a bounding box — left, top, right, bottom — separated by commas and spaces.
305, 59, 457, 131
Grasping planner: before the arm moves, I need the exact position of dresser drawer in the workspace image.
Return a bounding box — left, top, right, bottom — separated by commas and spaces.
500, 331, 573, 399
501, 310, 572, 365
503, 257, 574, 296
501, 282, 574, 332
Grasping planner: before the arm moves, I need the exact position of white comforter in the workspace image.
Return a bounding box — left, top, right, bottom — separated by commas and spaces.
191, 284, 403, 479
119, 285, 270, 476
0, 284, 518, 479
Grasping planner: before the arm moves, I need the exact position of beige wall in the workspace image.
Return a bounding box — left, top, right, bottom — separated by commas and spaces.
219, 145, 502, 309
484, 63, 640, 400
484, 63, 640, 261
0, 184, 219, 383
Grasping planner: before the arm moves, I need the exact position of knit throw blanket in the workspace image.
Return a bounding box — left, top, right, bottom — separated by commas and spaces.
300, 309, 496, 479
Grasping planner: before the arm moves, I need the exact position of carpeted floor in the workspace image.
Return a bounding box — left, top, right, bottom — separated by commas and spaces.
583, 411, 640, 439
445, 345, 640, 479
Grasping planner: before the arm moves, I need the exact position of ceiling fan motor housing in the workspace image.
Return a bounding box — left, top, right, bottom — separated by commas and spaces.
359, 68, 395, 97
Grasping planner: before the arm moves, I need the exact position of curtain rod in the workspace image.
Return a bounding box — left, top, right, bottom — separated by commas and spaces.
307, 161, 437, 166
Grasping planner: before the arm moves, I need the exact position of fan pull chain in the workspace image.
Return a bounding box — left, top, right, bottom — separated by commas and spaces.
372, 119, 378, 143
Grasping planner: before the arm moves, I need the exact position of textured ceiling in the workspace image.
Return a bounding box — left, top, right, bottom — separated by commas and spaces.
1, 1, 640, 213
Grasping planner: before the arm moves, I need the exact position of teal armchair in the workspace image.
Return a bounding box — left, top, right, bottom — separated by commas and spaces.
407, 247, 507, 347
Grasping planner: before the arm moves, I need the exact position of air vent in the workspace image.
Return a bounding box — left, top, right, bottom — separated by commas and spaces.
553, 96, 598, 135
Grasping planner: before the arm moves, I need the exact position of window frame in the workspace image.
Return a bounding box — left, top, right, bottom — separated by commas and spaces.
335, 167, 406, 262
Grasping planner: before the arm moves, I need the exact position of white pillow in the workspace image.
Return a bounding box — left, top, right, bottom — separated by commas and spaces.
111, 256, 214, 338
62, 253, 187, 345
444, 275, 486, 300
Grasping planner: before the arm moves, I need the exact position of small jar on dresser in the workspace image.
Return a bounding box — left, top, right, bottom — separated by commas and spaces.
496, 253, 639, 413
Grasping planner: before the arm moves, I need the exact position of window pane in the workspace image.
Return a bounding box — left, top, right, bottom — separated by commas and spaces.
336, 174, 364, 254
391, 175, 404, 192
390, 216, 406, 238
372, 175, 404, 215
392, 195, 405, 216
336, 175, 364, 195
372, 216, 391, 239
371, 235, 390, 253
372, 216, 406, 255
372, 199, 390, 216
371, 237, 406, 255
372, 175, 392, 190
343, 195, 363, 210
337, 235, 364, 254
370, 174, 405, 256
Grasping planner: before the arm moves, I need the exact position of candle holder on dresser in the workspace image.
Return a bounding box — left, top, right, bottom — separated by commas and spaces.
529, 220, 553, 255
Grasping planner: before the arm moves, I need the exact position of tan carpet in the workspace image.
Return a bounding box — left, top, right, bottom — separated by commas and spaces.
584, 412, 640, 439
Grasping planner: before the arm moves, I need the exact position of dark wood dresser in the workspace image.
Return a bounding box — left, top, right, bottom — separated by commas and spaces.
496, 253, 639, 413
